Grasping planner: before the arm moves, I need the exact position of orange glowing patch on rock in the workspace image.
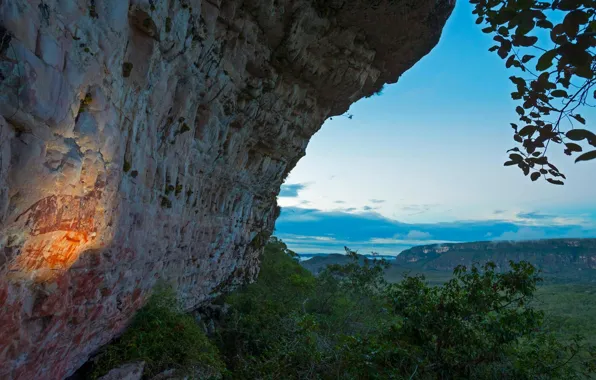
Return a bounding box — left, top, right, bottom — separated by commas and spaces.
16, 231, 90, 272
11, 184, 105, 277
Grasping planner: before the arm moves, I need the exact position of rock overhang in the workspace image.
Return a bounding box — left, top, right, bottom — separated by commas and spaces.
0, 0, 454, 378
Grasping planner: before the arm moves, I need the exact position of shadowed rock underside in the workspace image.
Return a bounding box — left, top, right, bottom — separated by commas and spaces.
0, 0, 454, 378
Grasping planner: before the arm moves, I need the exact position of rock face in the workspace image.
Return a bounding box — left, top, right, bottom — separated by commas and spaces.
97, 362, 144, 380
0, 0, 454, 378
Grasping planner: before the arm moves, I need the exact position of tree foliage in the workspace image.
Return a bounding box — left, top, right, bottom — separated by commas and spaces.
90, 239, 596, 379
471, 0, 596, 184
215, 239, 595, 379
352, 261, 595, 379
215, 239, 392, 379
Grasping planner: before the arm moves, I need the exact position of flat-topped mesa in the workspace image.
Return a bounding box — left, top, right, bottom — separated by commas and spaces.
0, 0, 454, 378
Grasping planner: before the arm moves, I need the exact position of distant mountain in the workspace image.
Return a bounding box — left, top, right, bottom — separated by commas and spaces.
298, 239, 596, 283
394, 238, 596, 274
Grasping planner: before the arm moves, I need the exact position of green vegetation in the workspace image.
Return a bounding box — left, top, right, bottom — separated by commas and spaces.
384, 265, 455, 286
90, 239, 596, 379
471, 0, 596, 183
91, 285, 225, 379
392, 239, 596, 281
214, 238, 392, 379
216, 240, 596, 378
536, 283, 596, 347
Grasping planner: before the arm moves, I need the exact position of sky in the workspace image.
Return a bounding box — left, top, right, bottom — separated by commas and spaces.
274, 1, 596, 256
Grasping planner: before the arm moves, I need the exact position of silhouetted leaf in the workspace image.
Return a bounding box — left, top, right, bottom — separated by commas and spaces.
521, 55, 535, 63
561, 43, 592, 67
506, 55, 516, 68
575, 64, 594, 79
537, 19, 554, 29
562, 11, 582, 38
514, 35, 538, 46
565, 142, 583, 152
522, 165, 530, 176
575, 150, 596, 162
535, 156, 548, 165
546, 178, 564, 185
536, 49, 557, 70
563, 10, 589, 37
516, 14, 535, 36
510, 76, 526, 87
572, 114, 586, 124
498, 46, 509, 59
551, 89, 568, 97
557, 0, 583, 11
530, 172, 541, 181
566, 129, 593, 140
519, 125, 536, 136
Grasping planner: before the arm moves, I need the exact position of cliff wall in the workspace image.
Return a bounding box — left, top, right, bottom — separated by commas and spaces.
0, 0, 454, 378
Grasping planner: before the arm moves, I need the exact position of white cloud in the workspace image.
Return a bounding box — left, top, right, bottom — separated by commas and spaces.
509, 211, 595, 227
405, 230, 432, 239
279, 183, 308, 198
496, 227, 547, 241
285, 235, 336, 242
369, 238, 458, 245
276, 213, 320, 222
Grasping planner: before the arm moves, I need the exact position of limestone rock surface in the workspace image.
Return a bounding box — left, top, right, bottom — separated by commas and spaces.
0, 0, 454, 378
97, 362, 144, 380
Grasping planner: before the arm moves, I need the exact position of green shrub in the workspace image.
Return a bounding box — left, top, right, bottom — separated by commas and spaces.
214, 241, 392, 379
215, 240, 596, 379
91, 284, 225, 379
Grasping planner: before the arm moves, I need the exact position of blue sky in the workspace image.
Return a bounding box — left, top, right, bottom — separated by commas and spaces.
274, 1, 596, 255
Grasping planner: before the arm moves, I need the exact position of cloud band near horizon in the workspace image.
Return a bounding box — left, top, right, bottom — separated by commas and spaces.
274, 207, 596, 255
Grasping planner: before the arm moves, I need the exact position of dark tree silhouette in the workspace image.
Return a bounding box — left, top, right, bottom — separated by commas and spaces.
471, 0, 596, 184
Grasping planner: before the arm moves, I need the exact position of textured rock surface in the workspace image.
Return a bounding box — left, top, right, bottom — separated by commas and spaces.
0, 0, 454, 378
97, 362, 144, 380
